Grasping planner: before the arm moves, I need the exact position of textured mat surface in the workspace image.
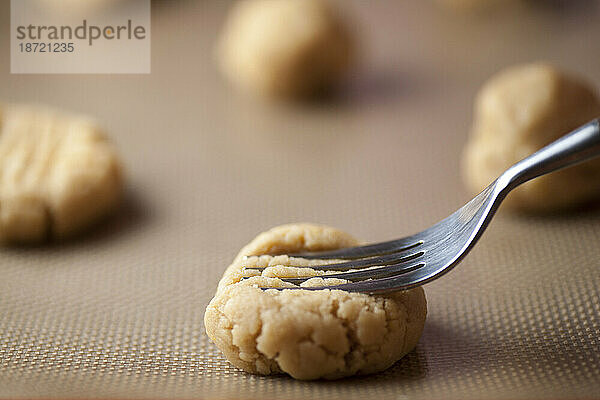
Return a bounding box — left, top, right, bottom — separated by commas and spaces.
1, 1, 599, 398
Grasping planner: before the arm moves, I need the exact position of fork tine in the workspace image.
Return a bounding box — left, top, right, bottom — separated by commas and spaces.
271, 266, 430, 294
244, 250, 425, 272
278, 261, 425, 285
286, 239, 423, 260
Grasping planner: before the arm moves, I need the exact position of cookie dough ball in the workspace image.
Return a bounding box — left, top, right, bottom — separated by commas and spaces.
217, 0, 354, 98
462, 64, 600, 212
0, 104, 123, 243
204, 224, 427, 380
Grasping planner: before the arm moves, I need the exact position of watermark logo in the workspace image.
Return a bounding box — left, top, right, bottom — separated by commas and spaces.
11, 0, 151, 74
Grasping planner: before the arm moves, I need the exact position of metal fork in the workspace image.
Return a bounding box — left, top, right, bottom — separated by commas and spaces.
244, 119, 600, 294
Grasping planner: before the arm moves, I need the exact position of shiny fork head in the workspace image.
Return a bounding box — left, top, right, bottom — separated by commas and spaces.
241, 119, 600, 294
242, 182, 503, 294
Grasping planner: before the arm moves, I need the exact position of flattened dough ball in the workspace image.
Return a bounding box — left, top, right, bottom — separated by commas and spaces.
0, 104, 123, 243
204, 224, 427, 380
462, 63, 600, 212
217, 0, 354, 99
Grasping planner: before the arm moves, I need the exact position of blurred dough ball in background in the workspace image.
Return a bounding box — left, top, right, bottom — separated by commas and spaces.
0, 105, 123, 244
462, 63, 600, 213
217, 0, 355, 99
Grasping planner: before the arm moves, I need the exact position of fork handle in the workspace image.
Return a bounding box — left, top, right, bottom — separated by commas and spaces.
499, 119, 600, 192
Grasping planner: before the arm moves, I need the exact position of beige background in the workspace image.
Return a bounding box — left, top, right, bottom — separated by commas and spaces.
1, 1, 599, 398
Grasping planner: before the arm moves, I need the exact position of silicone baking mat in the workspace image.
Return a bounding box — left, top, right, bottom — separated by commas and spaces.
0, 1, 599, 398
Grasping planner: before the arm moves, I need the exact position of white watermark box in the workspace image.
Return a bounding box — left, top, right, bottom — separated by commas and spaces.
11, 0, 151, 74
